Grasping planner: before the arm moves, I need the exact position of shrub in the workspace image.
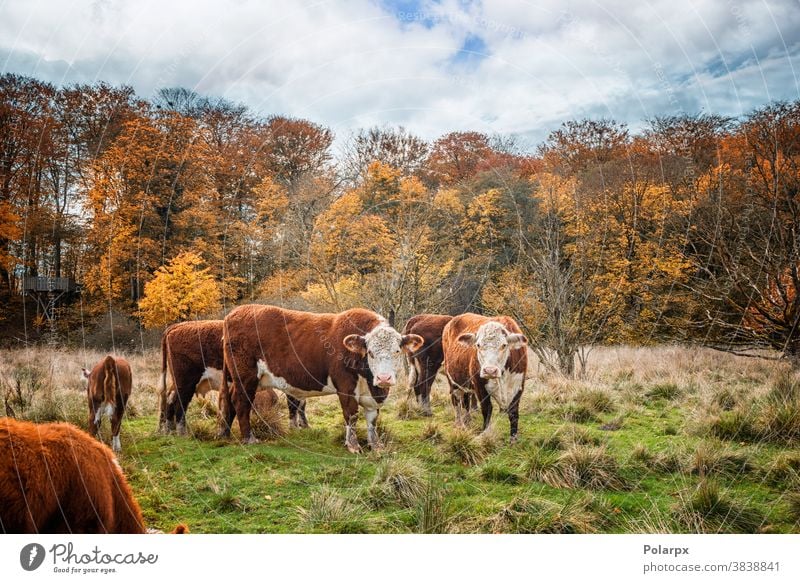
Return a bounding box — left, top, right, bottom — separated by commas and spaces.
674, 479, 765, 533
445, 429, 486, 466
490, 495, 599, 534
298, 487, 368, 533
369, 457, 426, 507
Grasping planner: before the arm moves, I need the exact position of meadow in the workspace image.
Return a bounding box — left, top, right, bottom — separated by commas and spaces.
2, 345, 800, 534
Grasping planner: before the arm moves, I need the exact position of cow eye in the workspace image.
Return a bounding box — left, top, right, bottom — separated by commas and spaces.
476, 343, 482, 349
394, 349, 401, 355
501, 343, 507, 349
368, 350, 374, 358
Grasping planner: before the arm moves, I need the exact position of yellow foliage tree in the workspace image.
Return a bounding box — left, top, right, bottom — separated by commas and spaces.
138, 252, 222, 329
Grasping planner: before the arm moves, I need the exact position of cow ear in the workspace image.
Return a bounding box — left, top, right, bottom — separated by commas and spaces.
343, 334, 367, 356
457, 333, 476, 346
401, 333, 424, 353
506, 333, 527, 349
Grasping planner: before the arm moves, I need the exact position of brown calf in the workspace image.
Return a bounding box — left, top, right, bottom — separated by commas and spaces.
403, 314, 453, 415
219, 305, 422, 452
82, 355, 132, 453
442, 313, 528, 442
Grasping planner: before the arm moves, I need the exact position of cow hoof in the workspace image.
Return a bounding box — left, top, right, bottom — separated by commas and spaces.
509, 435, 519, 445
346, 442, 362, 454
244, 435, 260, 445
369, 442, 385, 452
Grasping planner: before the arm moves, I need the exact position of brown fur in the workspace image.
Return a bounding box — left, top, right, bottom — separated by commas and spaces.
158, 320, 296, 434
403, 314, 453, 415
442, 313, 528, 440
85, 355, 132, 451
218, 305, 388, 445
0, 417, 145, 533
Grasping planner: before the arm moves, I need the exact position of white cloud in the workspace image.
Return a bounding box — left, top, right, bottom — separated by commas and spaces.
1, 0, 798, 148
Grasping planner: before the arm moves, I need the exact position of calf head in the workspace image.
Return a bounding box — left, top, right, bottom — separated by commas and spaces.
81, 368, 91, 387
344, 325, 424, 393
457, 321, 526, 379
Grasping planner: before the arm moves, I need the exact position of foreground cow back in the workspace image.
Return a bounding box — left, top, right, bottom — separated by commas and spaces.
403, 314, 453, 415
219, 305, 422, 452
442, 313, 528, 442
0, 417, 145, 533
82, 355, 132, 452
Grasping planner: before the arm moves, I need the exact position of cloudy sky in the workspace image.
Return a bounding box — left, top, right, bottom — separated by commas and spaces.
2, 0, 799, 149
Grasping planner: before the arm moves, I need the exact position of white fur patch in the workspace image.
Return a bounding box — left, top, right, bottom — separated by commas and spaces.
354, 375, 380, 410
485, 372, 524, 411
256, 358, 336, 399
111, 435, 121, 452
196, 366, 223, 395
94, 402, 114, 424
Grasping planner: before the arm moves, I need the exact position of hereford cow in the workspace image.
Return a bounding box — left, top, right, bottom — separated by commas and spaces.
0, 417, 181, 533
81, 355, 132, 453
403, 314, 453, 416
219, 305, 423, 452
157, 320, 305, 435
442, 313, 528, 442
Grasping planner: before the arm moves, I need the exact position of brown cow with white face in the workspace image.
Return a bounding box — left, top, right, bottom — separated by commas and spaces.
403, 314, 453, 416
442, 313, 528, 442
218, 305, 423, 452
81, 355, 132, 453
157, 320, 305, 435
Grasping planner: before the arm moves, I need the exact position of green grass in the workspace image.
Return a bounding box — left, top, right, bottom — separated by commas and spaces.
4, 346, 800, 533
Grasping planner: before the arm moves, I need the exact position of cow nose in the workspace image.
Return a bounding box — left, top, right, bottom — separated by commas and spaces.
375, 373, 394, 387
482, 366, 499, 378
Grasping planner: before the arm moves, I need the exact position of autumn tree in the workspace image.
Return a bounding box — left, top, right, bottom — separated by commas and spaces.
688, 101, 800, 365
138, 251, 221, 328
341, 126, 429, 184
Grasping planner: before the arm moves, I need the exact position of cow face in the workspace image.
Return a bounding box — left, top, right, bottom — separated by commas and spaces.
344, 326, 423, 389
457, 322, 526, 379
80, 368, 91, 387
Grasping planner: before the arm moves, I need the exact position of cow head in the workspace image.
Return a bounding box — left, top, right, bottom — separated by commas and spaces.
344, 325, 423, 389
80, 368, 91, 386
457, 321, 526, 379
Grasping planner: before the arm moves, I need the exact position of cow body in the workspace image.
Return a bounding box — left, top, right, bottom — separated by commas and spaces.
157, 320, 304, 435
82, 355, 132, 452
219, 305, 422, 452
403, 314, 453, 415
0, 417, 146, 533
442, 313, 528, 442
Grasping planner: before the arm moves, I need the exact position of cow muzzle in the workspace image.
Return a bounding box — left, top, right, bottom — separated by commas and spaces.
480, 366, 500, 379
375, 373, 394, 388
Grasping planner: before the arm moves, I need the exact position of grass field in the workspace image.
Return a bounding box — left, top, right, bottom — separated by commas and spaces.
2, 345, 800, 533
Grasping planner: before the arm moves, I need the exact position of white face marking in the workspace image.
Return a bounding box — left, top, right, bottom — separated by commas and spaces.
472, 322, 518, 379
364, 325, 405, 388
256, 359, 336, 399
196, 366, 223, 395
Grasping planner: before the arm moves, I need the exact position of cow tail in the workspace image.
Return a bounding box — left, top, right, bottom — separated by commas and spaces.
158, 328, 169, 420
102, 355, 117, 413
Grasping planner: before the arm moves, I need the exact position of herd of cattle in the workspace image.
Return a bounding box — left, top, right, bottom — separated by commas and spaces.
0, 305, 528, 533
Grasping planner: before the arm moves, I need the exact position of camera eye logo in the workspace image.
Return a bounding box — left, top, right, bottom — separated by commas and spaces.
20, 543, 46, 571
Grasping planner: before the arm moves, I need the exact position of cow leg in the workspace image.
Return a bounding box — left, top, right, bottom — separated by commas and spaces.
110, 397, 126, 453
338, 393, 361, 453
507, 390, 522, 444
175, 386, 193, 436
297, 399, 309, 428
462, 391, 473, 427
287, 395, 308, 429
364, 407, 382, 450
216, 376, 236, 438
417, 359, 434, 416
478, 389, 493, 434
450, 388, 467, 428
233, 384, 258, 444
88, 402, 101, 438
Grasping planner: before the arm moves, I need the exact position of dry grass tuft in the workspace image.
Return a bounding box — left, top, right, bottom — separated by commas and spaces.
489, 494, 599, 533
369, 457, 427, 507
298, 487, 368, 533
674, 479, 766, 533
444, 428, 487, 466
